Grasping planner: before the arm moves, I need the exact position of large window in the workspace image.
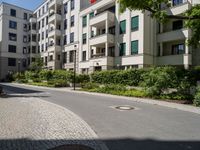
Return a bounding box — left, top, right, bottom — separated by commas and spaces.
24, 13, 27, 20
70, 32, 74, 43
64, 19, 68, 30
82, 16, 87, 27
69, 51, 74, 62
64, 35, 67, 45
64, 2, 68, 14
131, 40, 139, 55
120, 20, 126, 34
172, 0, 183, 6
8, 58, 16, 66
8, 45, 16, 53
119, 43, 126, 56
172, 20, 183, 30
82, 33, 87, 44
9, 21, 17, 29
71, 0, 75, 10
131, 16, 139, 31
172, 43, 185, 55
82, 51, 86, 61
10, 9, 16, 17
89, 12, 94, 19
71, 16, 74, 27
9, 33, 17, 41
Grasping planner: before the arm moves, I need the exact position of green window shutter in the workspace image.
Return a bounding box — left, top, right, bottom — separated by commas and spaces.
131, 40, 138, 55
82, 16, 87, 27
120, 20, 126, 34
131, 16, 139, 31
89, 12, 94, 19
120, 43, 126, 56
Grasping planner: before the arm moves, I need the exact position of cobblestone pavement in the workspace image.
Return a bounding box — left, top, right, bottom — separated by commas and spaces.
0, 94, 107, 150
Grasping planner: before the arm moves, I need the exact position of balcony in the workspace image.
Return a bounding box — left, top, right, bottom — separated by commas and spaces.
166, 1, 191, 15
89, 56, 114, 67
90, 11, 115, 26
48, 44, 61, 52
49, 13, 61, 23
49, 0, 62, 9
29, 17, 36, 23
157, 29, 189, 43
156, 54, 191, 66
90, 34, 114, 46
48, 29, 61, 38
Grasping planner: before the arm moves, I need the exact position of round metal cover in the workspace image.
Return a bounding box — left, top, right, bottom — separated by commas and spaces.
115, 106, 135, 111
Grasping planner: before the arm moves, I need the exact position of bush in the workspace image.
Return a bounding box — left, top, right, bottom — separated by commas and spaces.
75, 74, 90, 84
81, 82, 100, 90
194, 86, 200, 106
47, 79, 69, 87
91, 69, 145, 86
39, 70, 53, 81
52, 70, 73, 81
141, 66, 178, 96
25, 71, 39, 81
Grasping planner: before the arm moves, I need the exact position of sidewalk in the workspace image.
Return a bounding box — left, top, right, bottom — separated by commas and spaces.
0, 93, 107, 150
10, 83, 200, 115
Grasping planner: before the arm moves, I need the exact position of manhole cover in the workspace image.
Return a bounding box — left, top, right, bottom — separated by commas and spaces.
115, 106, 135, 111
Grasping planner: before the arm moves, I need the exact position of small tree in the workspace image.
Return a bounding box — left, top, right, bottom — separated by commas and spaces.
29, 57, 43, 72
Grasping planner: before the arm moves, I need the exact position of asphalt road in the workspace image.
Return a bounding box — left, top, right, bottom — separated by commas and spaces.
1, 83, 200, 150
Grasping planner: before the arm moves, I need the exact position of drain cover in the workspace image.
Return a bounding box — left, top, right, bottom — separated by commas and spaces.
115, 106, 135, 111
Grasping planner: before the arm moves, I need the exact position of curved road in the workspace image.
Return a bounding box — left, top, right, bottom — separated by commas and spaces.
1, 83, 200, 150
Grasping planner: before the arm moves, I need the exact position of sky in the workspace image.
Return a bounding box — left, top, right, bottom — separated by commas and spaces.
0, 0, 45, 10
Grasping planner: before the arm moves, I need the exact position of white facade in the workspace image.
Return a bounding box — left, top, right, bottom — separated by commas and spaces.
0, 0, 200, 80
0, 2, 32, 80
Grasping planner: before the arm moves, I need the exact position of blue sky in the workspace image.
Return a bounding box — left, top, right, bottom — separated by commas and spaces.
0, 0, 45, 10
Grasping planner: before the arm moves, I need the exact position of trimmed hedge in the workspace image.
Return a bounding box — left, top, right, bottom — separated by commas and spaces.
91, 69, 146, 86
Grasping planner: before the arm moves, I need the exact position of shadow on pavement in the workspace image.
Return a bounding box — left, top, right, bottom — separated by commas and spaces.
0, 138, 200, 150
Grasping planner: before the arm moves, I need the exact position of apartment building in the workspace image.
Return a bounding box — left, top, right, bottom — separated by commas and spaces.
0, 2, 32, 80
0, 0, 200, 80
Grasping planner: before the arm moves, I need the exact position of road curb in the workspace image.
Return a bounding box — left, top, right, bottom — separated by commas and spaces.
7, 83, 200, 115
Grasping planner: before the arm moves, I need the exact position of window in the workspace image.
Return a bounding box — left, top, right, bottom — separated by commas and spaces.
38, 33, 40, 41
131, 16, 139, 31
64, 19, 68, 30
24, 13, 27, 20
46, 16, 48, 25
8, 45, 16, 53
41, 44, 44, 52
42, 32, 44, 40
82, 51, 86, 61
57, 55, 61, 61
8, 58, 16, 66
9, 21, 17, 29
70, 32, 74, 43
32, 46, 36, 53
173, 20, 183, 30
64, 35, 67, 45
38, 21, 41, 30
23, 47, 27, 54
9, 33, 17, 41
23, 24, 28, 31
10, 9, 16, 17
172, 44, 185, 55
82, 16, 87, 27
42, 6, 45, 14
89, 12, 94, 19
172, 0, 183, 6
131, 40, 139, 55
46, 30, 48, 38
23, 35, 27, 43
42, 19, 44, 27
64, 2, 68, 14
82, 33, 87, 44
46, 42, 48, 51
71, 16, 74, 27
71, 0, 75, 10
69, 51, 74, 62
119, 43, 126, 56
120, 20, 126, 34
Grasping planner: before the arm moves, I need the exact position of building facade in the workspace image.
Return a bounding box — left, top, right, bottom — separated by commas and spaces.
0, 0, 200, 80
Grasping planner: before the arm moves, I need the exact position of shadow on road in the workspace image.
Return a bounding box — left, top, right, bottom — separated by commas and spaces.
0, 138, 199, 150
0, 84, 49, 98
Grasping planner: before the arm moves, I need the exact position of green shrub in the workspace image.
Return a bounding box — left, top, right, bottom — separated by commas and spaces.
141, 66, 178, 96
47, 79, 69, 87
52, 70, 73, 81
25, 71, 39, 80
194, 86, 200, 106
91, 69, 145, 86
39, 70, 53, 81
81, 82, 100, 90
75, 74, 90, 84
